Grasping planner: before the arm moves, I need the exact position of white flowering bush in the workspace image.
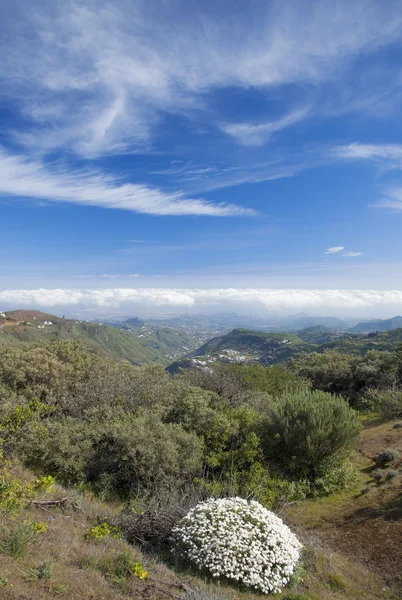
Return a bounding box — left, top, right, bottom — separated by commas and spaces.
171, 497, 302, 594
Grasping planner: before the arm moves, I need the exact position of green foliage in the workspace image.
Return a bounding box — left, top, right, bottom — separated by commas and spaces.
262, 390, 361, 479
85, 412, 203, 499
50, 584, 69, 594
223, 363, 310, 397
85, 522, 119, 540
33, 475, 55, 493
27, 561, 52, 580
367, 388, 402, 418
32, 522, 47, 534
290, 349, 401, 404
97, 552, 147, 585
0, 519, 37, 558
0, 469, 34, 513
310, 458, 357, 497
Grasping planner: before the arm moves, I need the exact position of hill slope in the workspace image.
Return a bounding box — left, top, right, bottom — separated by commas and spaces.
167, 326, 402, 373
0, 310, 198, 366
167, 328, 310, 373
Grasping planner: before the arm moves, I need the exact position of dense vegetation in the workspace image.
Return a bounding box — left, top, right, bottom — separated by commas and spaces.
0, 310, 201, 365
0, 327, 402, 598
167, 325, 402, 373
0, 340, 364, 507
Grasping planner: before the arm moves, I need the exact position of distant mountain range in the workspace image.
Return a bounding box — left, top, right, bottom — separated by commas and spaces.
350, 316, 402, 333
101, 312, 402, 335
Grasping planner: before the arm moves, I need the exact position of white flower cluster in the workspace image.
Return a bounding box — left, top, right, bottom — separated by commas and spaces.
171, 497, 302, 595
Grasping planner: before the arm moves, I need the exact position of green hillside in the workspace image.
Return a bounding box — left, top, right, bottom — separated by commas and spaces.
322, 328, 402, 354
167, 326, 402, 373
0, 310, 198, 366
297, 325, 339, 344
167, 328, 309, 373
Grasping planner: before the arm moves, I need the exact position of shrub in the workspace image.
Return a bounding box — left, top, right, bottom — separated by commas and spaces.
289, 350, 400, 403
116, 502, 191, 550
32, 522, 47, 534
85, 412, 202, 499
385, 469, 398, 480
310, 458, 357, 497
85, 522, 119, 541
373, 470, 387, 484
97, 552, 147, 585
261, 390, 361, 479
27, 561, 52, 580
393, 423, 402, 429
368, 388, 402, 418
0, 468, 34, 513
0, 520, 36, 558
375, 448, 400, 468
33, 475, 55, 493
171, 497, 302, 595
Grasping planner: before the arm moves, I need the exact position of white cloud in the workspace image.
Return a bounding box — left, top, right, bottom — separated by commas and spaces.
221, 107, 310, 146
342, 251, 363, 257
2, 287, 402, 314
0, 146, 253, 216
333, 143, 402, 162
2, 1, 402, 157
374, 186, 402, 210
324, 246, 344, 254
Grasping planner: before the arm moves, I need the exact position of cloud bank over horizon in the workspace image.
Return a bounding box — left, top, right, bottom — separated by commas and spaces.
2, 287, 402, 317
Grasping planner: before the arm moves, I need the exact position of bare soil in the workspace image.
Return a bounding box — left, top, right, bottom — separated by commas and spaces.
284, 419, 402, 595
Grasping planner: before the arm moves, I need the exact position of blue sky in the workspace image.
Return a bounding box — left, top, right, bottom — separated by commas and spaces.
2, 0, 402, 316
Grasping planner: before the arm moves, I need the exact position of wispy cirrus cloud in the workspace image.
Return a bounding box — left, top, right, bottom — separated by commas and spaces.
221, 107, 310, 146
333, 143, 402, 163
324, 246, 344, 254
2, 1, 402, 158
333, 142, 402, 211
342, 251, 363, 257
2, 287, 402, 314
0, 146, 253, 216
376, 187, 402, 211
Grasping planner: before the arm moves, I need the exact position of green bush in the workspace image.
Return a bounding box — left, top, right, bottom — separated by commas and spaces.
97, 552, 147, 586
261, 390, 361, 479
290, 350, 400, 404
85, 412, 202, 499
310, 458, 357, 497
27, 561, 52, 580
367, 388, 402, 418
0, 519, 37, 558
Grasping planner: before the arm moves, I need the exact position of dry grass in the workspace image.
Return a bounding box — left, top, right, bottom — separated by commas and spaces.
1, 421, 401, 600
283, 418, 402, 599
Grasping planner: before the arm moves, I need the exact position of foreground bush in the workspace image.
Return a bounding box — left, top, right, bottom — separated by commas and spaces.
171, 497, 302, 594
262, 390, 361, 479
